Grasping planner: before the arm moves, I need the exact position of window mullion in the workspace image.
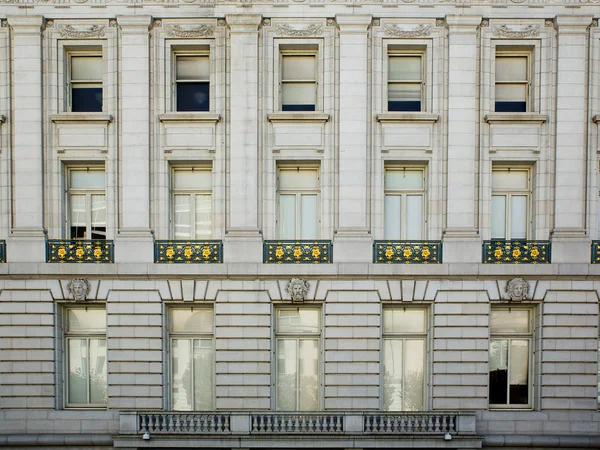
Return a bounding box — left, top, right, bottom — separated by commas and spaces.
190, 338, 195, 409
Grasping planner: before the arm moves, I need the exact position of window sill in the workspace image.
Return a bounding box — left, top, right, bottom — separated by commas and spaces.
268, 112, 330, 123
376, 112, 439, 123
484, 113, 547, 124
50, 113, 113, 124
158, 113, 220, 123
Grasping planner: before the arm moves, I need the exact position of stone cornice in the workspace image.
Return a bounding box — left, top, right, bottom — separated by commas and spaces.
6, 15, 44, 31
225, 14, 262, 33
336, 14, 372, 33
116, 15, 153, 32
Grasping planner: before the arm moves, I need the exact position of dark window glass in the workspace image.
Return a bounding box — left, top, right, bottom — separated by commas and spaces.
177, 83, 209, 112
282, 104, 316, 112
388, 101, 421, 112
495, 101, 526, 113
72, 87, 102, 113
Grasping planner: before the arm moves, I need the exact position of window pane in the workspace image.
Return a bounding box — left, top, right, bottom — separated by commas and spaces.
496, 84, 527, 102
385, 170, 423, 190
71, 56, 102, 81
496, 56, 527, 82
489, 339, 509, 404
509, 340, 529, 405
174, 170, 211, 191
72, 86, 102, 113
174, 195, 192, 239
389, 56, 421, 81
491, 195, 506, 239
176, 56, 209, 81
282, 83, 316, 110
279, 195, 296, 239
282, 56, 315, 81
70, 194, 86, 227
89, 339, 107, 404
195, 195, 212, 239
298, 339, 319, 411
492, 170, 528, 190
384, 195, 401, 240
68, 338, 88, 404
277, 309, 319, 334
404, 339, 425, 411
172, 339, 192, 411
300, 195, 317, 240
193, 339, 214, 410
91, 194, 106, 239
172, 309, 214, 333
510, 195, 527, 239
276, 339, 298, 411
383, 309, 426, 334
279, 170, 319, 190
383, 339, 403, 411
71, 171, 105, 189
491, 309, 530, 334
176, 83, 209, 112
405, 195, 423, 240
67, 309, 106, 333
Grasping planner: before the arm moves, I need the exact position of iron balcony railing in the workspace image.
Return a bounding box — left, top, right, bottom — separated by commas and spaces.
482, 240, 551, 264
263, 240, 332, 264
154, 240, 223, 263
591, 241, 600, 263
46, 239, 114, 263
373, 240, 442, 264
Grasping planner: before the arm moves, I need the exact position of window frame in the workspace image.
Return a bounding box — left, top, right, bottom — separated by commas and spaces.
489, 306, 534, 409
172, 50, 211, 112
381, 306, 428, 411
67, 50, 103, 113
274, 307, 322, 411
65, 166, 107, 240
277, 165, 320, 240
276, 42, 321, 113
494, 50, 532, 113
170, 166, 213, 240
168, 307, 215, 411
63, 306, 107, 409
383, 166, 427, 240
491, 166, 532, 240
386, 50, 425, 113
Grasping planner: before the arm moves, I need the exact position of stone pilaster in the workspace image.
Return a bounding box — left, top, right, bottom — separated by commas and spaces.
551, 16, 593, 263
115, 15, 153, 263
442, 15, 482, 263
333, 14, 373, 263
6, 15, 46, 262
223, 14, 263, 263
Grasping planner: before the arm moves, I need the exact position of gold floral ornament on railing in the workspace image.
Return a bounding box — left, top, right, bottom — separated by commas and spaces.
483, 240, 550, 264
264, 240, 332, 264
154, 240, 223, 264
47, 239, 114, 263
373, 241, 442, 264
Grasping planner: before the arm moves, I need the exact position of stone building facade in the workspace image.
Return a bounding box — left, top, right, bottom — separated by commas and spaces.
0, 1, 600, 449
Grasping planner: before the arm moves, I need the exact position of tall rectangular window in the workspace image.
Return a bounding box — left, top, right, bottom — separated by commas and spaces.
491, 168, 530, 240
67, 167, 106, 239
175, 54, 210, 112
495, 53, 529, 113
170, 308, 214, 411
384, 168, 425, 240
275, 308, 320, 411
278, 167, 319, 240
388, 54, 423, 112
489, 308, 532, 408
281, 53, 317, 112
65, 308, 107, 407
382, 308, 427, 411
69, 54, 103, 112
172, 167, 212, 239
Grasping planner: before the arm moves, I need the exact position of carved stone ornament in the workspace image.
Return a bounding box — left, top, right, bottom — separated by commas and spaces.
68, 278, 91, 302
384, 23, 431, 38
493, 24, 540, 38
166, 23, 214, 38
505, 278, 529, 302
274, 23, 323, 37
59, 24, 106, 38
286, 278, 310, 303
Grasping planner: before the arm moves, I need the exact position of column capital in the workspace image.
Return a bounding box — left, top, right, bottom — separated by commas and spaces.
225, 14, 262, 33
6, 15, 44, 32
116, 15, 153, 33
554, 15, 593, 34
445, 15, 483, 33
336, 14, 372, 34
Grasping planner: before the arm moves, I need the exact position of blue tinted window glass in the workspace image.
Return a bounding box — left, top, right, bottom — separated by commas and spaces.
177, 83, 209, 112
388, 101, 421, 112
72, 87, 102, 112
